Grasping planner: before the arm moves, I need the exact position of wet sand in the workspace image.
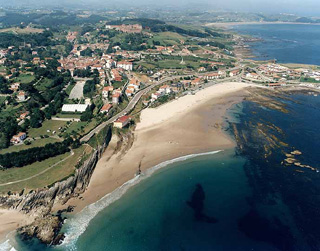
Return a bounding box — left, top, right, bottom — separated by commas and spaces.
62, 82, 254, 213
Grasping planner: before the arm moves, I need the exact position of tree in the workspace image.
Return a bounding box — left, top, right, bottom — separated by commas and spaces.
80, 108, 93, 122
0, 76, 12, 94
30, 108, 44, 128
80, 47, 93, 57
0, 133, 9, 149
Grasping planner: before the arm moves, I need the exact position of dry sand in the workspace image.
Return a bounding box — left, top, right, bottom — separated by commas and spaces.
62, 82, 254, 212
0, 209, 34, 242
205, 21, 319, 29
0, 82, 255, 241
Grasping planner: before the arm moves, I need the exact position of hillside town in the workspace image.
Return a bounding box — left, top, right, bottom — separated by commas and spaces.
1, 21, 320, 152
0, 5, 320, 249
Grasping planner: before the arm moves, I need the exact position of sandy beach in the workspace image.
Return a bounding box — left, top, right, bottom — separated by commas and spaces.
205, 21, 320, 29
61, 82, 254, 212
0, 82, 255, 242
0, 209, 34, 242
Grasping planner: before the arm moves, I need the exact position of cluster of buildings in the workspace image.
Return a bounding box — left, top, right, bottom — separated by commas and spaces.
205, 71, 227, 80
102, 85, 122, 104
150, 84, 173, 102
125, 78, 141, 97
106, 24, 143, 34
258, 63, 301, 81
58, 54, 133, 80
70, 43, 110, 56
66, 31, 78, 42
10, 132, 27, 145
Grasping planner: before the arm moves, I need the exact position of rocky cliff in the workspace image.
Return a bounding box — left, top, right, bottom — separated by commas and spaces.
0, 126, 112, 244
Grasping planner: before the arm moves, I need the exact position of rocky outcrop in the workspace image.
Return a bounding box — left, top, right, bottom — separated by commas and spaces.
18, 215, 64, 245
0, 126, 112, 244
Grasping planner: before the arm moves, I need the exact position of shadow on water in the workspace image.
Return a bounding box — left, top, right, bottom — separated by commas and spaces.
238, 209, 294, 251
186, 184, 218, 224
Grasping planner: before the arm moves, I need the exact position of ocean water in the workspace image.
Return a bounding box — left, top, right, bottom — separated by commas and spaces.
233, 24, 320, 65
61, 150, 278, 251
229, 92, 320, 250
2, 92, 320, 251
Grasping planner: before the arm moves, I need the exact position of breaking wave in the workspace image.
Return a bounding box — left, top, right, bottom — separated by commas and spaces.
59, 150, 223, 250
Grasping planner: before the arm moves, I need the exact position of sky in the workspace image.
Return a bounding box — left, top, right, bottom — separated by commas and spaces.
0, 0, 320, 16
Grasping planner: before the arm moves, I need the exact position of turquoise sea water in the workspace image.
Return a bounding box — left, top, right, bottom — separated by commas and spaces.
2, 92, 320, 250
233, 24, 320, 65
71, 150, 278, 251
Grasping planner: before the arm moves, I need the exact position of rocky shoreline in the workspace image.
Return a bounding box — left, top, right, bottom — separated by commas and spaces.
0, 126, 112, 245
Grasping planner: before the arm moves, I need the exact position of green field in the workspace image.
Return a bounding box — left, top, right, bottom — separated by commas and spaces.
55, 113, 82, 119
66, 83, 76, 96
0, 137, 59, 154
0, 103, 23, 119
65, 119, 97, 136
0, 145, 93, 194
35, 78, 53, 92
148, 32, 185, 46
28, 120, 67, 138
0, 96, 6, 105
15, 74, 35, 84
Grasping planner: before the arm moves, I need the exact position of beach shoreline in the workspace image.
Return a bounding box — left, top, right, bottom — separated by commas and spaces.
0, 82, 256, 245
56, 82, 256, 214
205, 21, 320, 29
0, 209, 34, 243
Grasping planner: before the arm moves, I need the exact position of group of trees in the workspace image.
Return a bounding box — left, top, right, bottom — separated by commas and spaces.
0, 30, 54, 49
73, 68, 94, 78
83, 76, 99, 98
0, 11, 106, 27
0, 138, 73, 169
108, 33, 148, 52
0, 76, 12, 94
80, 104, 95, 122
0, 116, 19, 149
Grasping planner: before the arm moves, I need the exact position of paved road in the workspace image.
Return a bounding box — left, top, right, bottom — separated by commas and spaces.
80, 74, 192, 142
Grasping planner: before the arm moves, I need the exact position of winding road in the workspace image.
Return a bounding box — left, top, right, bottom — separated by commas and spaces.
80, 74, 192, 142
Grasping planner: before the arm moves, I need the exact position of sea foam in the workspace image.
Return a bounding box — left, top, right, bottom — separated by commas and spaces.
0, 239, 17, 251
59, 150, 222, 250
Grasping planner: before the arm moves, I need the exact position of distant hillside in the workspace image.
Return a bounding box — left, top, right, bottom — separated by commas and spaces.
107, 18, 226, 38
0, 11, 108, 27
295, 17, 320, 23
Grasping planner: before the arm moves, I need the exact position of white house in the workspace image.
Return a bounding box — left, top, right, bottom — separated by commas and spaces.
117, 61, 133, 71
17, 91, 26, 101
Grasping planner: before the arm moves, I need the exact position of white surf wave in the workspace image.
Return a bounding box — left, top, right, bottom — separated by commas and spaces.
60, 150, 223, 250
0, 239, 17, 251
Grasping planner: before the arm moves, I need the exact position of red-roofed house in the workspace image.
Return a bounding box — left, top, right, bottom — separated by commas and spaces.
102, 86, 114, 98
191, 78, 201, 86
113, 116, 131, 128
112, 93, 120, 104
20, 111, 30, 120
100, 103, 113, 114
